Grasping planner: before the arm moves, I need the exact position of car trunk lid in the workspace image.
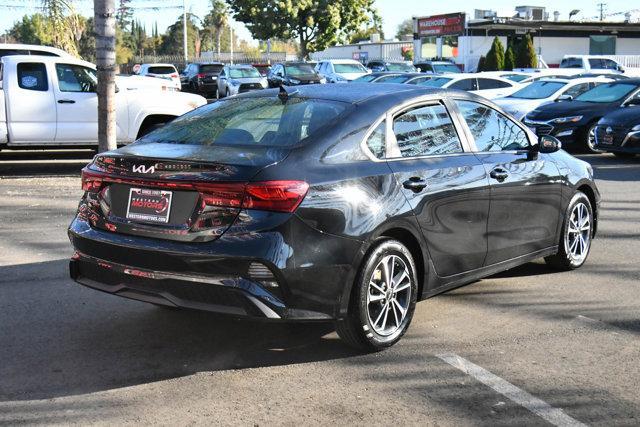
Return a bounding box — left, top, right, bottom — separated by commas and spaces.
81, 144, 296, 242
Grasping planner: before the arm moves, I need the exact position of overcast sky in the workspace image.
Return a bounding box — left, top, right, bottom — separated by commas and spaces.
0, 0, 637, 44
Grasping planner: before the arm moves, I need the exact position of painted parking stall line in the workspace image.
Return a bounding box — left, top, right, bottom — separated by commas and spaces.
437, 353, 586, 427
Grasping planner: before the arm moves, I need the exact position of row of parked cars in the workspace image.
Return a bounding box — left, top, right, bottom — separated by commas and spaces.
131, 57, 640, 157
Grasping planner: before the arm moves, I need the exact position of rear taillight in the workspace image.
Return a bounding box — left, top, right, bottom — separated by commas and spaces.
81, 169, 104, 192
243, 181, 309, 213
171, 73, 178, 78
197, 73, 206, 78
80, 168, 308, 213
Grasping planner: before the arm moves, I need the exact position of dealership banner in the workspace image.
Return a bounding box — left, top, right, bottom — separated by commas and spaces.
417, 13, 465, 37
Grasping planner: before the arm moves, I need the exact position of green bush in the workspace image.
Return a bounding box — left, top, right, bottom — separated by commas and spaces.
516, 34, 537, 68
504, 45, 516, 71
484, 36, 505, 71
477, 55, 486, 72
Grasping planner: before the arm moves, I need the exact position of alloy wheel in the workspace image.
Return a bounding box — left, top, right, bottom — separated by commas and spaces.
366, 255, 412, 336
565, 201, 591, 264
587, 124, 603, 153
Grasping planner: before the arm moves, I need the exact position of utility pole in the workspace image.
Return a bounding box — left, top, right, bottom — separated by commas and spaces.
94, 0, 117, 153
597, 3, 607, 21
230, 24, 233, 64
183, 0, 188, 62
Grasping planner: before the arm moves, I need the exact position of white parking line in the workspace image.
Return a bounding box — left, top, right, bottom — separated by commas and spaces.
437, 353, 586, 427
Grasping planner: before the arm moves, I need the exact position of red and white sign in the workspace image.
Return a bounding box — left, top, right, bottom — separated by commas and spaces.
417, 13, 465, 37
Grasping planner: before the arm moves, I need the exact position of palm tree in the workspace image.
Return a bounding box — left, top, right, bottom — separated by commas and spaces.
41, 0, 79, 56
207, 0, 228, 55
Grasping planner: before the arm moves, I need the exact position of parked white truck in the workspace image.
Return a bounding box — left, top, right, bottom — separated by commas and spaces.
0, 55, 207, 148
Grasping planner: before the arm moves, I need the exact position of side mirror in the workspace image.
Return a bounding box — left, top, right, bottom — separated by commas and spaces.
556, 94, 573, 102
618, 64, 626, 72
537, 135, 562, 154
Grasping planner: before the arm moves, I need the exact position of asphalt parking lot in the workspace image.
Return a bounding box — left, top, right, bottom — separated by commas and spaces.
0, 149, 639, 425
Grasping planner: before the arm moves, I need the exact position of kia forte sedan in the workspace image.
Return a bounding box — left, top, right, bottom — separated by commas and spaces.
69, 84, 600, 351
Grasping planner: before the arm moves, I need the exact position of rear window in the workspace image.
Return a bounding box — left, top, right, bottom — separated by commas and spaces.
229, 67, 261, 78
138, 97, 350, 147
147, 66, 176, 74
199, 64, 223, 74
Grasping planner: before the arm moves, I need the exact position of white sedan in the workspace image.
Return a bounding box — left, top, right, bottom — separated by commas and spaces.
417, 73, 521, 99
494, 77, 611, 120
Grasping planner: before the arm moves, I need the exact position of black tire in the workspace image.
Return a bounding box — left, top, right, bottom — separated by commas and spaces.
545, 191, 593, 270
613, 152, 636, 159
225, 88, 230, 98
336, 239, 418, 351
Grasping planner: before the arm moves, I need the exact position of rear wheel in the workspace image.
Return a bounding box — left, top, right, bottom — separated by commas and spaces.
545, 191, 593, 270
225, 88, 230, 98
336, 239, 418, 351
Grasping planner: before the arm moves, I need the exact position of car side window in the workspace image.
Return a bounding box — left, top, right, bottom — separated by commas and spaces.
55, 64, 97, 93
391, 103, 463, 158
365, 120, 386, 159
17, 62, 48, 91
564, 83, 590, 98
408, 77, 430, 85
477, 78, 511, 89
450, 78, 476, 91
456, 100, 530, 152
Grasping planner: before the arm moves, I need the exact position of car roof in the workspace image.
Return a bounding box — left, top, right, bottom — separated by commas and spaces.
0, 43, 73, 57
238, 82, 464, 105
281, 62, 315, 66
194, 62, 224, 66
1, 54, 94, 68
323, 59, 362, 64
142, 63, 176, 67
228, 64, 255, 68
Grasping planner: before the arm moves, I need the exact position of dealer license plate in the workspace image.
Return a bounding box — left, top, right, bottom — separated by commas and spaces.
126, 188, 172, 224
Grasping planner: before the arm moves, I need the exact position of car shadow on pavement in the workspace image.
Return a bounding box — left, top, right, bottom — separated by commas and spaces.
0, 259, 359, 402
577, 153, 640, 182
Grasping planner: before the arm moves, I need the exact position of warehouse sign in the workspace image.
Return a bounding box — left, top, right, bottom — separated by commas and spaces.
417, 13, 466, 37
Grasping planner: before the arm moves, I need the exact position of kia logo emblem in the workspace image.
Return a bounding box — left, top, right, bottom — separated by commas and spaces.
133, 164, 156, 174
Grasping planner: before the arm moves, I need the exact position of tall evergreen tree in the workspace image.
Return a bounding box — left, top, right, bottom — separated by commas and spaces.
484, 36, 505, 71
516, 34, 538, 68
504, 44, 516, 70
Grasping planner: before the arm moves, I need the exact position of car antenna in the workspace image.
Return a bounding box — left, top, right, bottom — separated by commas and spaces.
278, 84, 298, 102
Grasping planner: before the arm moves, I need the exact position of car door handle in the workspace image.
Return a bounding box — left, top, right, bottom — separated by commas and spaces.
57, 99, 75, 104
489, 167, 509, 182
403, 177, 428, 193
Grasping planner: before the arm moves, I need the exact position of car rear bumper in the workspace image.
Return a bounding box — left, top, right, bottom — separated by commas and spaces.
68, 216, 359, 320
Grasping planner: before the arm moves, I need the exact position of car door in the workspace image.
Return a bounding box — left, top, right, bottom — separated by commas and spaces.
385, 100, 491, 278
453, 99, 562, 265
53, 62, 127, 143
6, 60, 56, 144
218, 66, 227, 93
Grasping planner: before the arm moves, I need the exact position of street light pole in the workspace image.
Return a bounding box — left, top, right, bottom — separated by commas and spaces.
94, 0, 117, 153
183, 0, 188, 62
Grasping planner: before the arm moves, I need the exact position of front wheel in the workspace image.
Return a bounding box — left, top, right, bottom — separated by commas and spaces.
585, 123, 604, 154
336, 239, 418, 351
545, 191, 593, 270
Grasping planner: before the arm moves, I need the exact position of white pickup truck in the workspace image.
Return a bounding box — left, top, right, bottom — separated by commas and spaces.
558, 55, 640, 77
0, 55, 207, 148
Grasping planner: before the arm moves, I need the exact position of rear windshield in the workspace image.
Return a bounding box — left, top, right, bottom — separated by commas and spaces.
286, 64, 316, 76
575, 83, 638, 103
386, 63, 414, 72
334, 63, 367, 73
433, 64, 460, 73
377, 74, 413, 83
147, 66, 176, 74
138, 97, 350, 147
508, 81, 566, 99
503, 74, 529, 82
229, 67, 261, 78
420, 77, 452, 87
200, 64, 223, 74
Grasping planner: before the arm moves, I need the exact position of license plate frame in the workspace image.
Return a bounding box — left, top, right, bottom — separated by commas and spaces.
126, 188, 173, 224
601, 134, 614, 145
